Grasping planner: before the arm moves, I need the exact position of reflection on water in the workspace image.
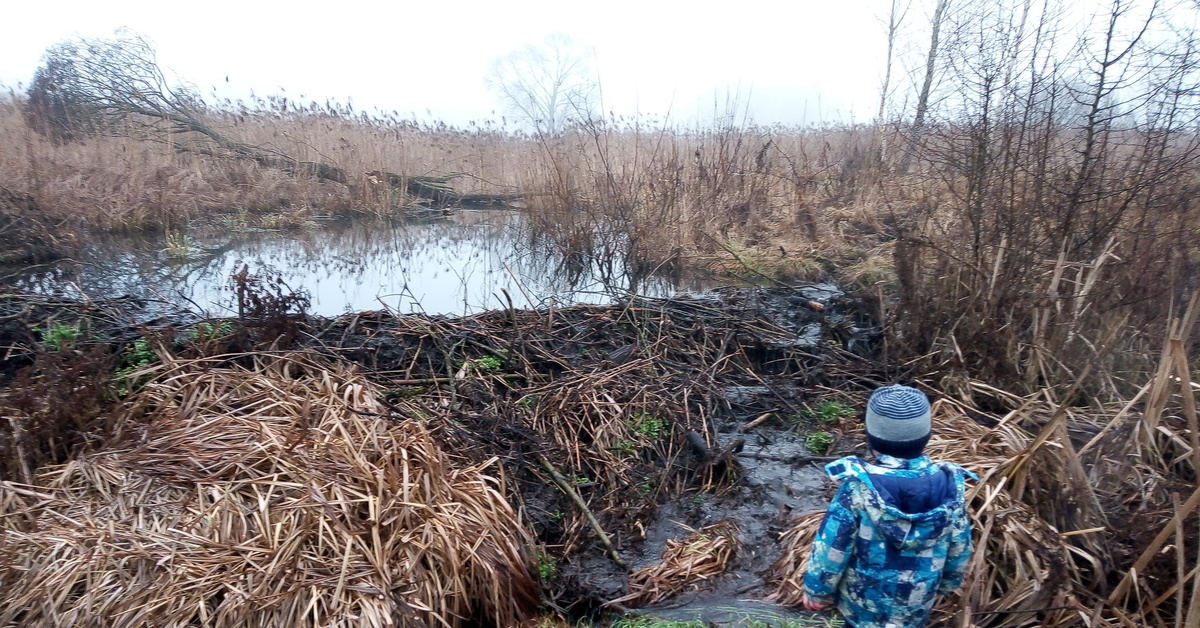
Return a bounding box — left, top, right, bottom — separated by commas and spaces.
5, 211, 698, 316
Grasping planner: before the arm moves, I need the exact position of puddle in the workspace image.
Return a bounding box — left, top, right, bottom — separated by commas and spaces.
2, 211, 708, 316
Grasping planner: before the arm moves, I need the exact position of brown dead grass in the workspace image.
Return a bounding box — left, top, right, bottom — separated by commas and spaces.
0, 354, 539, 627
766, 402, 1077, 628
611, 521, 740, 608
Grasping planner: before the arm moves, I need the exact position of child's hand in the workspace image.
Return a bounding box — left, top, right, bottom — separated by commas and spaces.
801, 592, 832, 611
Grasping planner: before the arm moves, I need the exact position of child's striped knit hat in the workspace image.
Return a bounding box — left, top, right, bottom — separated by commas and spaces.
865, 384, 932, 459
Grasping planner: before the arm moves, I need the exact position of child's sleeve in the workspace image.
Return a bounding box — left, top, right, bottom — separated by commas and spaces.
937, 504, 973, 594
802, 480, 858, 602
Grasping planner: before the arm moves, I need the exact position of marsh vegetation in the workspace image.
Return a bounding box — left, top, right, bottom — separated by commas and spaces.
1, 1, 1200, 625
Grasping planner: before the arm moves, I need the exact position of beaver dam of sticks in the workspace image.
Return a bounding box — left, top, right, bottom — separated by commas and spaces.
0, 282, 1197, 628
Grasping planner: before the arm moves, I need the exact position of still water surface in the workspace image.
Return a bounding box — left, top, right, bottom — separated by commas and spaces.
8, 211, 697, 317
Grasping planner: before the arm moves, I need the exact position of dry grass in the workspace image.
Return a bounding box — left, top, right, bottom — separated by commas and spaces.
764, 512, 823, 608
610, 522, 740, 608
0, 284, 1192, 625
0, 354, 538, 627
766, 309, 1200, 628
11, 78, 1190, 400
765, 402, 1077, 628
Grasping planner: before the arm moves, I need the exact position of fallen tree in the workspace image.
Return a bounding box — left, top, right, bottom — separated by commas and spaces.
24, 31, 521, 208
366, 170, 523, 208
25, 31, 347, 182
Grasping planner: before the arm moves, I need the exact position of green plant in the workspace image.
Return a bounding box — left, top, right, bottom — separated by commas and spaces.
516, 394, 539, 409
114, 336, 159, 396
162, 231, 196, 259
460, 352, 506, 374
40, 320, 82, 351
185, 321, 233, 342
610, 440, 640, 456
628, 411, 668, 440
126, 337, 156, 366
536, 552, 557, 582
809, 399, 855, 426
472, 355, 504, 372
805, 431, 835, 454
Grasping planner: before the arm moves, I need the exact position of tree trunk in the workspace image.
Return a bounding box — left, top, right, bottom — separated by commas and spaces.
900, 0, 950, 173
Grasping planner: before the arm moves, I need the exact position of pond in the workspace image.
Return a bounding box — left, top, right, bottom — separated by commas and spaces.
4, 210, 707, 317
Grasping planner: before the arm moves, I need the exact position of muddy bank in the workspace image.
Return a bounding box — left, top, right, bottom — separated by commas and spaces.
0, 280, 886, 624
4, 278, 1186, 628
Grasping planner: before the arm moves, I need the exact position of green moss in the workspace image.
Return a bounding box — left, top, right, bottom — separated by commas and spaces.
39, 320, 82, 351
805, 431, 835, 454
627, 411, 668, 440
809, 399, 855, 425
536, 552, 557, 581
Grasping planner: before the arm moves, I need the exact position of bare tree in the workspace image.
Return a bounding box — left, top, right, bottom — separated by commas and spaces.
878, 0, 911, 164
24, 30, 209, 142
878, 0, 910, 123
24, 30, 345, 181
486, 34, 597, 136
900, 0, 952, 171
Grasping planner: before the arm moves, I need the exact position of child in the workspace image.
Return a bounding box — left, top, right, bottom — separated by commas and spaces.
800, 384, 976, 628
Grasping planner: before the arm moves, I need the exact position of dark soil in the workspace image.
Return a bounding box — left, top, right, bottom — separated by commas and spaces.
0, 279, 889, 624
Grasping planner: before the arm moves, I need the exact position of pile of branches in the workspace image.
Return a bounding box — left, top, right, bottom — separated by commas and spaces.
316, 290, 877, 550
0, 283, 1194, 625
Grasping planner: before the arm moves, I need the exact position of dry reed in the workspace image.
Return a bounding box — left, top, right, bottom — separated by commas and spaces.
610, 521, 740, 608
766, 401, 1079, 628
0, 354, 538, 627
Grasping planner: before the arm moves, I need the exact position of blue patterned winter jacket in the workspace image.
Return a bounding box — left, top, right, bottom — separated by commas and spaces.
802, 454, 976, 628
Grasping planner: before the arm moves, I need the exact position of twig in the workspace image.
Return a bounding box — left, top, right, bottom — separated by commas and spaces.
537, 455, 628, 571
738, 412, 776, 432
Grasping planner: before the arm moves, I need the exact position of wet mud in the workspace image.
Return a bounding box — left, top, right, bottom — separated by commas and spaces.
0, 279, 884, 626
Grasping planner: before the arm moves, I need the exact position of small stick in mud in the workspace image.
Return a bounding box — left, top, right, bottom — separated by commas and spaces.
738, 412, 775, 432
537, 455, 629, 571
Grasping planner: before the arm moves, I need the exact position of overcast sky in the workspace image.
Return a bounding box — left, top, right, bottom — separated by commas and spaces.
2, 0, 1138, 128
2, 0, 918, 126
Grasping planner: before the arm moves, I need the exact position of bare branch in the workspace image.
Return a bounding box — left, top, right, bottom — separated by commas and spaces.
485, 34, 598, 136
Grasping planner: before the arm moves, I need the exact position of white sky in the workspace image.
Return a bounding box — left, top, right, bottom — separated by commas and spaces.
1, 0, 911, 126
0, 0, 1145, 128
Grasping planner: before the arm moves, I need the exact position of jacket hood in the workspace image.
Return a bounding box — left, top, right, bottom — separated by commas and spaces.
825, 455, 976, 552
